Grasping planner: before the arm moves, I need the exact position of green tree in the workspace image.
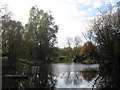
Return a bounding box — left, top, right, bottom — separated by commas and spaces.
24, 6, 58, 62
2, 15, 24, 67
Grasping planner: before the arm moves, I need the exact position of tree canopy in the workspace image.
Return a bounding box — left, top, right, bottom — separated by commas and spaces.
88, 7, 120, 59
2, 6, 59, 65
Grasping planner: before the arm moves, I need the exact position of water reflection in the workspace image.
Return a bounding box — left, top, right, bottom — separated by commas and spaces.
2, 63, 99, 89
3, 64, 56, 89
54, 70, 98, 88
80, 70, 98, 82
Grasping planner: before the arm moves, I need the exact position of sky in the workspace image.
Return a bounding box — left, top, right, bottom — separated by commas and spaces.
1, 0, 120, 47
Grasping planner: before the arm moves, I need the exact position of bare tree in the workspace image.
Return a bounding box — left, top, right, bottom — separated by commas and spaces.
73, 36, 82, 48
73, 36, 82, 55
66, 37, 73, 48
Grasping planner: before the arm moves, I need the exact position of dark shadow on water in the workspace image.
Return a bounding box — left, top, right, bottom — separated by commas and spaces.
80, 69, 98, 82
2, 64, 56, 89
92, 58, 120, 90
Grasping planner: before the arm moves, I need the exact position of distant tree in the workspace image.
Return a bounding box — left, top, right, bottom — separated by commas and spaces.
63, 36, 82, 57
80, 41, 97, 56
65, 37, 73, 57
73, 36, 82, 55
73, 36, 82, 48
66, 37, 73, 48
80, 41, 91, 55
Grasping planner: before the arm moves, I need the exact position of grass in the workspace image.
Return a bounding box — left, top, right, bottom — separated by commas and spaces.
52, 56, 74, 63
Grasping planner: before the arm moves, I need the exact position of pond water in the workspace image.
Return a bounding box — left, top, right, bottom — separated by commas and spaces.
3, 63, 99, 89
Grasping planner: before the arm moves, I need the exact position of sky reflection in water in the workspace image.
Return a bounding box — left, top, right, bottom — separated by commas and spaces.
51, 63, 99, 88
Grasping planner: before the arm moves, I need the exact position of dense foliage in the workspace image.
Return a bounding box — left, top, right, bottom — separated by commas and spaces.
2, 6, 58, 68
1, 2, 120, 89
88, 6, 120, 89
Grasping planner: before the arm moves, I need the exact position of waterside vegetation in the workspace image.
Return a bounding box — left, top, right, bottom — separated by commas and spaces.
1, 2, 120, 89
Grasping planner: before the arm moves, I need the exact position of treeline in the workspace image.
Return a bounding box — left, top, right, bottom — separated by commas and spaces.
1, 4, 96, 66
1, 2, 120, 88
53, 40, 98, 64
1, 6, 58, 67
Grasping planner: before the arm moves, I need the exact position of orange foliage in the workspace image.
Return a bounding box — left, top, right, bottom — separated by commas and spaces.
80, 41, 97, 55
80, 41, 91, 55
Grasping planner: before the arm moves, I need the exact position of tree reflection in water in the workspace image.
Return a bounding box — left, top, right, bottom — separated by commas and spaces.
3, 64, 99, 89
3, 65, 56, 89
55, 69, 99, 88
80, 69, 98, 82
64, 72, 82, 86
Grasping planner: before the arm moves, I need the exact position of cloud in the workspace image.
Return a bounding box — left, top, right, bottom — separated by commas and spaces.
87, 8, 93, 12
1, 0, 96, 47
1, 0, 119, 47
76, 0, 91, 5
105, 0, 119, 6
93, 1, 103, 8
